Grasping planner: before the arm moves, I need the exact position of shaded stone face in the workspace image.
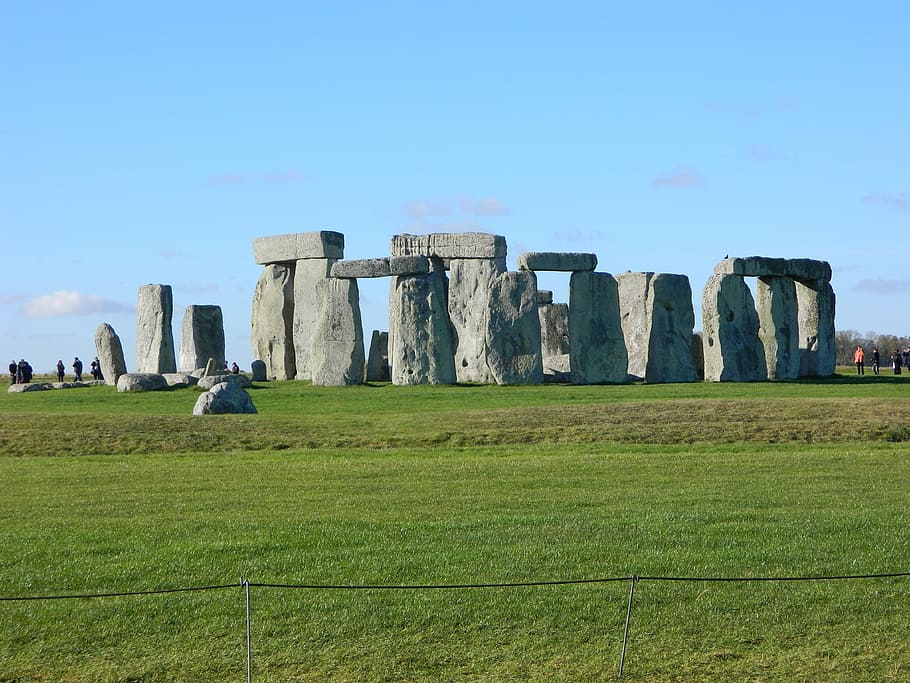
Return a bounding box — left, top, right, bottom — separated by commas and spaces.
485, 270, 543, 385
644, 274, 698, 384
517, 252, 597, 272
795, 279, 836, 377
135, 284, 176, 374
251, 264, 296, 381
388, 271, 456, 385
309, 278, 365, 386
569, 271, 627, 384
713, 256, 831, 282
179, 305, 225, 372
448, 258, 505, 383
756, 276, 800, 380
94, 322, 127, 387
539, 303, 570, 358
365, 330, 390, 382
701, 274, 767, 382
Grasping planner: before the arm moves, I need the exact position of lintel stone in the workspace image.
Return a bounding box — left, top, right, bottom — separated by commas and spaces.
517, 252, 597, 272
390, 232, 506, 259
714, 256, 831, 282
253, 231, 344, 264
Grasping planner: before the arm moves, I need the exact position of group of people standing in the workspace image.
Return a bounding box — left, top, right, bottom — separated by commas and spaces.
853, 345, 910, 375
8, 356, 103, 384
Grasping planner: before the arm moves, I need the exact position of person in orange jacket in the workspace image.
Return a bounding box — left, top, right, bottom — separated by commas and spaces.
853, 345, 865, 375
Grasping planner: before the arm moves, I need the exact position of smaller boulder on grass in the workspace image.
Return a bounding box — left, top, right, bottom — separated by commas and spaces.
162, 372, 199, 388
8, 383, 51, 393
197, 373, 252, 390
193, 381, 257, 415
116, 373, 169, 392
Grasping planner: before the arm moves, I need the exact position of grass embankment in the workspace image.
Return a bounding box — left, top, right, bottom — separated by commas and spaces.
1, 372, 909, 681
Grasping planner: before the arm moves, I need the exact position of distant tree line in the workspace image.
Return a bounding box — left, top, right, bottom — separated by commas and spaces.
835, 330, 910, 366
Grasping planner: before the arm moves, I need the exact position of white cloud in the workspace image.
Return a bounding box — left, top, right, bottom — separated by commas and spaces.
401, 194, 510, 220
20, 291, 134, 319
652, 166, 705, 189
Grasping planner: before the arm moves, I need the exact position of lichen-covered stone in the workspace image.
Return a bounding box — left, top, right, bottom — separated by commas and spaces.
116, 373, 169, 392
517, 252, 597, 272
251, 264, 296, 381
701, 274, 767, 382
309, 278, 365, 386
485, 270, 543, 385
292, 258, 335, 380
448, 258, 505, 383
136, 284, 176, 374
192, 381, 257, 415
365, 330, 390, 382
252, 231, 344, 264
569, 271, 627, 384
756, 276, 800, 380
179, 305, 224, 373
795, 279, 837, 377
94, 322, 127, 387
390, 232, 507, 259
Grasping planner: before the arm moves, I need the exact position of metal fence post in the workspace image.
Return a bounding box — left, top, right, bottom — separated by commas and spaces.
243, 579, 252, 683
618, 574, 638, 679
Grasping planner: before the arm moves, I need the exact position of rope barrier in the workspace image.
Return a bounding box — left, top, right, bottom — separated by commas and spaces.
0, 583, 240, 602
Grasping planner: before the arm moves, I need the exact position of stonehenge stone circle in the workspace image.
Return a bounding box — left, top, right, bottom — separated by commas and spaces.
251, 264, 296, 381
309, 278, 365, 386
179, 305, 225, 373
756, 276, 800, 380
94, 322, 127, 387
569, 271, 627, 384
135, 284, 176, 374
485, 270, 543, 385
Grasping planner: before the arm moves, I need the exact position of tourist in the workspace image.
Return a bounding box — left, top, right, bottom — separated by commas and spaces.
72, 356, 83, 382
8, 360, 16, 384
853, 345, 865, 375
891, 350, 902, 375
56, 359, 65, 382
90, 356, 103, 381
231, 362, 239, 374
17, 359, 32, 384
871, 348, 880, 375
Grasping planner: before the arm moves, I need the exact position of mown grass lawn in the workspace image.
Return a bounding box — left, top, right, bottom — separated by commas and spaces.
1, 371, 909, 681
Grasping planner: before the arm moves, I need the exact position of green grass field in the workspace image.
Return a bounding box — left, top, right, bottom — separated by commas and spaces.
2, 371, 909, 681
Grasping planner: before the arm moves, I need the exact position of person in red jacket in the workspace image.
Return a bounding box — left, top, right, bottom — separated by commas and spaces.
853, 345, 865, 375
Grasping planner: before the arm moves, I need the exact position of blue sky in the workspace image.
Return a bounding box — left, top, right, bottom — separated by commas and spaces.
3, 2, 908, 372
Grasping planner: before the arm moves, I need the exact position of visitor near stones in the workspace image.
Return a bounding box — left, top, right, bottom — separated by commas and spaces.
56, 360, 65, 382
854, 345, 865, 375
72, 356, 83, 382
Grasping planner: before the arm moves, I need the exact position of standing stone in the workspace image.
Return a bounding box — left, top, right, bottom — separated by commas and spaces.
539, 303, 570, 358
485, 270, 543, 385
136, 284, 176, 374
644, 274, 698, 383
179, 305, 225, 372
701, 274, 767, 382
365, 330, 390, 382
293, 258, 336, 380
756, 276, 800, 380
795, 279, 836, 377
251, 263, 296, 381
309, 278, 365, 386
448, 257, 505, 383
94, 322, 127, 387
569, 272, 627, 384
250, 359, 267, 382
617, 272, 652, 381
388, 271, 456, 385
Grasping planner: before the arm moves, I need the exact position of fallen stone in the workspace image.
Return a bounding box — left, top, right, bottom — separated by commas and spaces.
250, 359, 267, 382
309, 278, 365, 386
365, 330, 390, 382
448, 257, 505, 383
179, 305, 224, 372
252, 231, 344, 264
713, 256, 832, 282
251, 263, 296, 381
94, 322, 128, 387
116, 373, 169, 392
135, 284, 176, 374
193, 381, 257, 415
8, 383, 51, 393
701, 274, 767, 382
162, 372, 199, 388
485, 270, 543, 385
517, 252, 597, 272
756, 276, 800, 380
197, 373, 252, 390
390, 232, 507, 259
569, 271, 627, 384
388, 271, 456, 385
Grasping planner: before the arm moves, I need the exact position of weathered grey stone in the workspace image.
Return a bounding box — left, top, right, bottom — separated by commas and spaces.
448, 258, 505, 383
389, 255, 431, 275
365, 330, 390, 382
135, 284, 176, 374
517, 252, 597, 272
543, 353, 571, 383
537, 290, 553, 305
701, 274, 767, 382
178, 305, 224, 372
756, 276, 800, 380
388, 271, 456, 385
644, 274, 698, 384
796, 279, 837, 377
485, 270, 543, 385
569, 272, 627, 384
162, 372, 199, 388
251, 264, 296, 381
250, 359, 267, 381
714, 256, 832, 282
197, 373, 252, 390
539, 303, 570, 358
94, 322, 127, 387
192, 381, 257, 415
309, 278, 365, 386
116, 373, 169, 392
331, 258, 391, 278
616, 272, 652, 381
202, 358, 219, 377
252, 231, 344, 264
293, 258, 336, 380
8, 383, 51, 393
390, 232, 507, 259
